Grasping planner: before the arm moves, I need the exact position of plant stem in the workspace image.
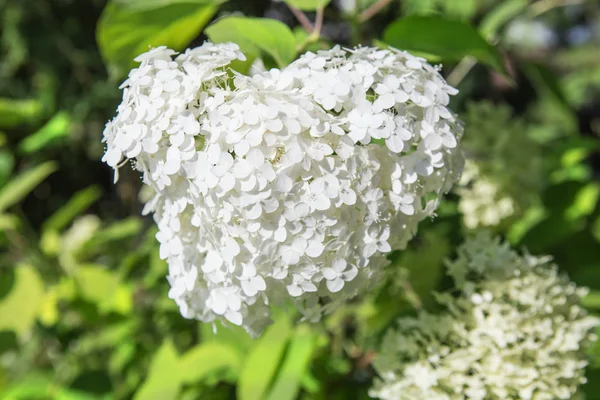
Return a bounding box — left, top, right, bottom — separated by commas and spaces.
288, 4, 314, 33
446, 56, 477, 87
295, 6, 326, 53
358, 0, 393, 23
529, 0, 585, 18
313, 6, 325, 38
401, 279, 423, 310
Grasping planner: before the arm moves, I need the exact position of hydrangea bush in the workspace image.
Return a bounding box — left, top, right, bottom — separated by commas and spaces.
370, 233, 598, 400
101, 42, 464, 335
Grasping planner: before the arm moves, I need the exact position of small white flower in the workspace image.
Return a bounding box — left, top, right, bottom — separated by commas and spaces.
322, 259, 358, 293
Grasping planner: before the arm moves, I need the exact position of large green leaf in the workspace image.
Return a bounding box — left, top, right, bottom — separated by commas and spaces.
206, 17, 297, 68
19, 111, 72, 154
237, 316, 292, 400
283, 0, 331, 10
180, 342, 242, 384
383, 16, 506, 74
134, 340, 181, 400
0, 266, 45, 338
0, 161, 57, 213
265, 325, 315, 400
97, 0, 221, 76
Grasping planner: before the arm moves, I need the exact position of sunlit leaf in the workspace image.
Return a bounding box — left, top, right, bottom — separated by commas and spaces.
565, 183, 600, 222
134, 340, 181, 400
0, 213, 20, 231
180, 342, 242, 383
74, 265, 131, 314
383, 16, 506, 74
18, 111, 72, 154
42, 185, 102, 233
0, 374, 55, 398
0, 98, 43, 129
206, 17, 296, 68
582, 291, 600, 310
265, 325, 315, 400
80, 217, 143, 254
283, 0, 331, 10
97, 0, 220, 76
200, 322, 253, 358
0, 265, 45, 338
0, 161, 57, 213
238, 315, 292, 400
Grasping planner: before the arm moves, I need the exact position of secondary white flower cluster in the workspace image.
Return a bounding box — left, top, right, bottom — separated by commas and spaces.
457, 101, 543, 229
370, 233, 598, 400
101, 42, 464, 336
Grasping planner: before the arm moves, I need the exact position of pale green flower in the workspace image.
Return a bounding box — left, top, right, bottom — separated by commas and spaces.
371, 233, 598, 400
457, 101, 543, 229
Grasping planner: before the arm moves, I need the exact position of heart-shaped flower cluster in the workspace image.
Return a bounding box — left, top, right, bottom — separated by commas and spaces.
102, 42, 464, 336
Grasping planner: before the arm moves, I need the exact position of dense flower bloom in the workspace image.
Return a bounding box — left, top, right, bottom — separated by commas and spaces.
370, 233, 598, 400
457, 101, 543, 229
102, 42, 464, 336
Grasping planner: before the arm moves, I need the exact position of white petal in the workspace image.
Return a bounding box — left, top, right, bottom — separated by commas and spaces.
326, 278, 345, 293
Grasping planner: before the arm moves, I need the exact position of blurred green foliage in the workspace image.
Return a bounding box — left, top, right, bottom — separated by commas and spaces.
0, 0, 599, 399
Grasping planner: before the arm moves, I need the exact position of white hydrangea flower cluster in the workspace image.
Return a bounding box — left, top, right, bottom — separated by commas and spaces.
370, 233, 598, 400
101, 42, 464, 336
457, 101, 543, 229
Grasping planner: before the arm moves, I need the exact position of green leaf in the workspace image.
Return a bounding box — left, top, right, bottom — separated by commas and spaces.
0, 265, 45, 338
0, 161, 57, 213
582, 291, 600, 310
206, 17, 297, 68
18, 111, 72, 154
237, 316, 292, 400
283, 0, 331, 10
479, 0, 527, 40
97, 0, 220, 76
80, 217, 143, 253
74, 265, 120, 303
440, 0, 477, 20
200, 322, 253, 358
565, 183, 600, 222
0, 149, 14, 187
115, 0, 223, 11
0, 213, 20, 231
74, 264, 132, 314
0, 374, 55, 398
593, 215, 600, 243
42, 185, 102, 233
0, 98, 43, 129
383, 16, 506, 74
265, 325, 315, 400
180, 342, 242, 384
134, 340, 181, 400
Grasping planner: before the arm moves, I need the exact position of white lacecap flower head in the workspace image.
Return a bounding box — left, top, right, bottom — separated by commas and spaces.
102, 41, 464, 336
370, 232, 599, 400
